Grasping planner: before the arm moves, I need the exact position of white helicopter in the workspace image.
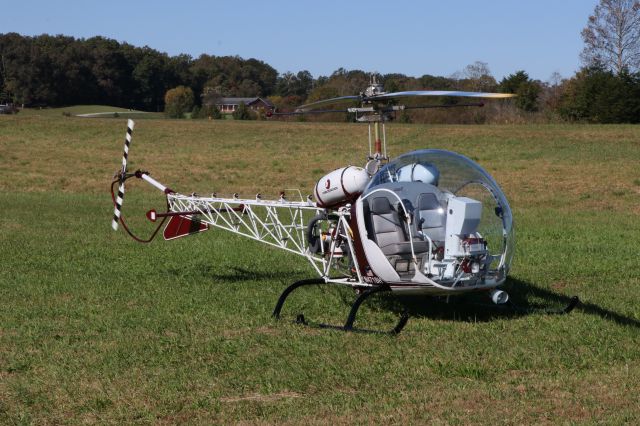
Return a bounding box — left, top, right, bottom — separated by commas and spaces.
111, 78, 579, 334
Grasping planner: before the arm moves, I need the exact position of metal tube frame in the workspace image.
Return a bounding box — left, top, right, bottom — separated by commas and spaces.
141, 175, 368, 285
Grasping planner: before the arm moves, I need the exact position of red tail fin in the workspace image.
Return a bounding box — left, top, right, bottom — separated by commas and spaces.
163, 215, 208, 240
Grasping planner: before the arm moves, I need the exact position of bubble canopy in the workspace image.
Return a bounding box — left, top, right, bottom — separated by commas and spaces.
365, 149, 514, 273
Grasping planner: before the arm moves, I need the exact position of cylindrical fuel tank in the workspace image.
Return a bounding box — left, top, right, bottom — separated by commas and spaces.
314, 166, 369, 208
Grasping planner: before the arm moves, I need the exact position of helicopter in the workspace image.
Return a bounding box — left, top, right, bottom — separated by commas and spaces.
111, 78, 579, 334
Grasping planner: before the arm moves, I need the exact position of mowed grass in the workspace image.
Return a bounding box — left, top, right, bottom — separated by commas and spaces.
0, 115, 639, 424
17, 105, 162, 119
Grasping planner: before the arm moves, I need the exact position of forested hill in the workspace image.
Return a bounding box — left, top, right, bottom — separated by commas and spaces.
0, 33, 279, 110
1, 32, 640, 123
0, 33, 537, 112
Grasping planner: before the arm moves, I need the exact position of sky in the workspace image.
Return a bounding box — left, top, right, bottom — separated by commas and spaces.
1, 0, 598, 82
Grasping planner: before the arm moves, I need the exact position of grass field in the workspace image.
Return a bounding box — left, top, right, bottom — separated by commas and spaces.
17, 105, 163, 119
1, 115, 639, 424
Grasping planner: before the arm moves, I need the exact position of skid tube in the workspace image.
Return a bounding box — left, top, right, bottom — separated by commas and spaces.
505, 295, 580, 315
272, 278, 409, 335
466, 295, 581, 315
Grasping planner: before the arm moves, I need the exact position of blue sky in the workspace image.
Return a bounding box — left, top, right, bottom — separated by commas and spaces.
1, 0, 597, 82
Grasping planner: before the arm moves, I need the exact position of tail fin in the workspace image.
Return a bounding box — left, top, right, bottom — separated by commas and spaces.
112, 119, 135, 231
163, 215, 209, 240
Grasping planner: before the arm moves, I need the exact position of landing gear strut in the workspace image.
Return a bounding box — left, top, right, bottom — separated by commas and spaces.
272, 279, 409, 335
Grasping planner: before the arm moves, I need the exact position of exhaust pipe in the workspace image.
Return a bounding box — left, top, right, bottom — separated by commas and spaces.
490, 289, 509, 305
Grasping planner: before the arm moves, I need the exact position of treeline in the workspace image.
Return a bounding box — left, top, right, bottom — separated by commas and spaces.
0, 33, 278, 111
2, 32, 640, 123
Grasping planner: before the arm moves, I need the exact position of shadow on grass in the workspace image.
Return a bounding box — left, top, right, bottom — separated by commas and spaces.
199, 266, 640, 330
372, 277, 640, 329
205, 266, 306, 284
209, 266, 288, 283
506, 277, 640, 329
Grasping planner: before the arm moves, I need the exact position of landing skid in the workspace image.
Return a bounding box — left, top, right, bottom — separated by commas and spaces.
505, 295, 580, 315
272, 279, 409, 335
468, 295, 580, 315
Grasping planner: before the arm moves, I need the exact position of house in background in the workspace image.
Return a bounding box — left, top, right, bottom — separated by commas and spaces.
211, 97, 275, 114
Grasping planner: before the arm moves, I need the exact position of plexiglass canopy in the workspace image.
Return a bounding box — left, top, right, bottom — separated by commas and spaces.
365, 149, 514, 273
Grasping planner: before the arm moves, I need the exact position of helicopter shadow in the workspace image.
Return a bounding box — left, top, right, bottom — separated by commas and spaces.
370, 277, 640, 328
165, 263, 299, 285
206, 266, 303, 285
198, 266, 640, 329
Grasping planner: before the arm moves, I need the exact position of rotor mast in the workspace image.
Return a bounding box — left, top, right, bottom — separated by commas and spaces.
356, 75, 392, 172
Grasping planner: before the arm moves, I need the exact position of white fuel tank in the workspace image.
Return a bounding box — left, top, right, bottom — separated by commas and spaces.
314, 166, 369, 208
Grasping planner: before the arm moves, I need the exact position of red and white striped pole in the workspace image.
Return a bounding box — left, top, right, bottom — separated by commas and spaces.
112, 119, 135, 231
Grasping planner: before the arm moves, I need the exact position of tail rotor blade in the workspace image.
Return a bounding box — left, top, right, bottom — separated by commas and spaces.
112, 119, 135, 231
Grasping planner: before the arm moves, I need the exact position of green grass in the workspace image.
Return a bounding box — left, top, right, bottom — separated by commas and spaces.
17, 105, 163, 119
1, 116, 639, 423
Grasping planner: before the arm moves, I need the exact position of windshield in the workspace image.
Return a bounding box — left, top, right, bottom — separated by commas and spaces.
365, 149, 514, 272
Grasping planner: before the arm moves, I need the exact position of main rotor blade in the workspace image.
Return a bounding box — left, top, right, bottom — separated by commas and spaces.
270, 108, 349, 116
402, 102, 485, 110
295, 95, 361, 112
369, 90, 516, 101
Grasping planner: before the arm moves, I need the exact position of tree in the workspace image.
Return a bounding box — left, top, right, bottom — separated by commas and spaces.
382, 73, 419, 93
133, 49, 172, 111
418, 74, 457, 90
581, 0, 640, 74
295, 70, 314, 96
0, 52, 10, 103
541, 72, 566, 111
85, 36, 134, 107
499, 71, 541, 112
232, 101, 253, 120
459, 61, 497, 91
208, 105, 222, 119
498, 71, 530, 93
558, 66, 640, 123
190, 54, 277, 98
164, 86, 194, 118
268, 94, 304, 112
275, 70, 313, 97
515, 81, 542, 112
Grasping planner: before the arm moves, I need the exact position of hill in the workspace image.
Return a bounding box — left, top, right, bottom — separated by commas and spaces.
17, 105, 163, 119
